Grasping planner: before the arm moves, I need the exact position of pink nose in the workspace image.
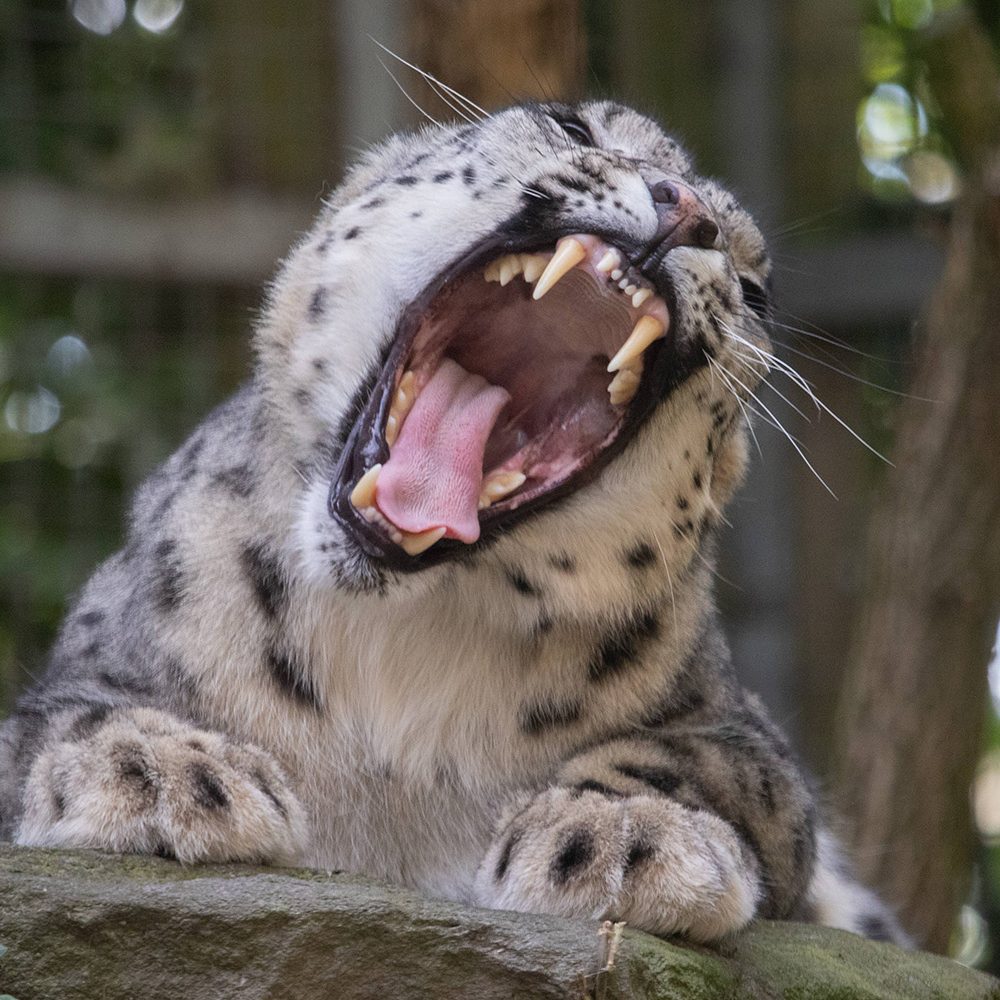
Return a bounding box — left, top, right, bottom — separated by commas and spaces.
647, 179, 720, 252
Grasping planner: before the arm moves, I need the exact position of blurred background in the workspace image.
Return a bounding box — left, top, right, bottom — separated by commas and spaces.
2, 0, 999, 968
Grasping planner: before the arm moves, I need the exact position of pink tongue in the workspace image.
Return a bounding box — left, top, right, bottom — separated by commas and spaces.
375, 358, 510, 544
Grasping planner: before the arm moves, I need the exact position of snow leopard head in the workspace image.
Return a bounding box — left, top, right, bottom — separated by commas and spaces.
256, 101, 771, 591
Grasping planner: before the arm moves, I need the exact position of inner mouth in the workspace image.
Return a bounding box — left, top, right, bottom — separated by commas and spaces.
330, 232, 673, 565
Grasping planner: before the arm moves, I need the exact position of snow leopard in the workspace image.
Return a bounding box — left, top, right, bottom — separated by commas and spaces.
0, 99, 903, 945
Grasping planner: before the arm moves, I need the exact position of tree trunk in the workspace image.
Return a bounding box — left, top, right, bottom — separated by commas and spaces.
835, 8, 1000, 953
406, 0, 584, 114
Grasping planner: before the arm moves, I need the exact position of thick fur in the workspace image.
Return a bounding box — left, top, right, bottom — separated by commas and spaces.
0, 101, 903, 944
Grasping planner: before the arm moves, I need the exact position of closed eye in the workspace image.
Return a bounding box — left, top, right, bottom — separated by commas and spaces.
553, 115, 595, 147
739, 277, 769, 319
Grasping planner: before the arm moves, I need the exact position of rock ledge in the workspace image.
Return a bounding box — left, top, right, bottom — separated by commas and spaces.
0, 845, 996, 999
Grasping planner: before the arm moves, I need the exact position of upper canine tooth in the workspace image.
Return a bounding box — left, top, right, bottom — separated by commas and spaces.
607, 316, 666, 373
399, 525, 446, 556
521, 254, 546, 283
596, 249, 620, 274
350, 464, 382, 509
608, 369, 641, 406
631, 288, 652, 308
532, 238, 586, 300
499, 255, 522, 286
478, 470, 526, 509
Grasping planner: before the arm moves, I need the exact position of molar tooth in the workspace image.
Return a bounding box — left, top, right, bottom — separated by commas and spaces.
499, 255, 522, 286
607, 315, 667, 373
399, 525, 446, 556
350, 464, 382, 510
596, 249, 620, 274
521, 254, 546, 283
533, 237, 586, 300
484, 261, 501, 282
608, 369, 641, 406
478, 470, 526, 509
631, 288, 652, 308
385, 413, 399, 447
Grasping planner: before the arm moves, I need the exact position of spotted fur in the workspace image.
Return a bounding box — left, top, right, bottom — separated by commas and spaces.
0, 100, 904, 944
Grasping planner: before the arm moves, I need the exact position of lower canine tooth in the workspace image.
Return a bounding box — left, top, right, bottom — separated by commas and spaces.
478, 470, 526, 509
533, 237, 586, 300
608, 370, 640, 406
350, 464, 382, 509
607, 315, 667, 373
399, 525, 446, 556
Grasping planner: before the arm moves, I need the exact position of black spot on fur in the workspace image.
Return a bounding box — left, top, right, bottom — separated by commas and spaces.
153, 539, 184, 612
624, 839, 656, 874
693, 471, 703, 490
98, 671, 154, 697
69, 704, 113, 741
241, 542, 288, 621
519, 699, 581, 735
548, 552, 576, 573
211, 464, 255, 499
494, 829, 521, 881
676, 495, 689, 510
252, 769, 288, 819
588, 609, 659, 683
308, 286, 327, 321
433, 170, 453, 183
77, 610, 105, 628
395, 175, 419, 186
550, 828, 595, 884
616, 762, 681, 797
188, 763, 228, 810
361, 196, 385, 209
462, 164, 476, 185
506, 567, 541, 598
52, 789, 66, 819
344, 226, 361, 240
116, 744, 158, 802
82, 640, 101, 658
153, 842, 176, 860
312, 358, 327, 373
267, 648, 322, 711
859, 914, 894, 942
625, 542, 656, 569
573, 780, 624, 798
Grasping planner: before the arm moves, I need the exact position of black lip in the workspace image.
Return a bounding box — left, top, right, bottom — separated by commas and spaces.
326, 222, 693, 573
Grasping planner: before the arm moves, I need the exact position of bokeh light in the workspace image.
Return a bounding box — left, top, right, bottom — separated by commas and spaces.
133, 0, 184, 34
69, 0, 127, 36
4, 388, 61, 436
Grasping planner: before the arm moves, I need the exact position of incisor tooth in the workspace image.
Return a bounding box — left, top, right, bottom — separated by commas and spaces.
499, 255, 522, 286
631, 288, 652, 308
607, 315, 666, 373
596, 249, 620, 274
350, 464, 382, 509
533, 238, 586, 300
478, 470, 526, 509
608, 369, 641, 406
399, 525, 446, 556
521, 254, 546, 283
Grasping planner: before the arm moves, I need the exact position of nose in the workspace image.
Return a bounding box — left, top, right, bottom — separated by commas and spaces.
647, 178, 720, 252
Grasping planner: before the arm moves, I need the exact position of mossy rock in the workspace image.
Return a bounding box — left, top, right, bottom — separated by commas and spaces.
0, 844, 996, 999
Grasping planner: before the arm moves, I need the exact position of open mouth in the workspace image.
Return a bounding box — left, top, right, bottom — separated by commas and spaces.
328, 231, 675, 568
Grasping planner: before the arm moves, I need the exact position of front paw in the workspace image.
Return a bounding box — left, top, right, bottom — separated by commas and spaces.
474, 787, 759, 942
16, 707, 308, 865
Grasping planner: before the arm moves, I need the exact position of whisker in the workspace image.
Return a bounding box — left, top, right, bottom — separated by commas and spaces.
375, 56, 443, 128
